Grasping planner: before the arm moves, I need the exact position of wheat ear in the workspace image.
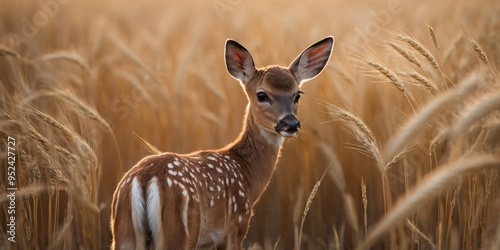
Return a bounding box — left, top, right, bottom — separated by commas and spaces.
383, 72, 480, 161
407, 71, 439, 95
358, 155, 500, 250
365, 59, 405, 92
389, 43, 421, 68
36, 51, 90, 72
426, 24, 440, 50
298, 164, 330, 246
397, 35, 441, 72
449, 91, 500, 140
469, 40, 488, 64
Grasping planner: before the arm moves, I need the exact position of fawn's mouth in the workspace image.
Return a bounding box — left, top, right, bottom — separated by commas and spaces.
278, 131, 297, 137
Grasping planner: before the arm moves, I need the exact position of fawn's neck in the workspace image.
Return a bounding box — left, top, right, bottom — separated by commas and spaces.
222, 105, 283, 205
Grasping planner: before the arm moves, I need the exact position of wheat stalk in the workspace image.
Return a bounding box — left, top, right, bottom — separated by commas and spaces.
469, 40, 488, 64
298, 164, 330, 246
389, 43, 421, 68
426, 24, 440, 50
55, 91, 112, 132
134, 132, 161, 154
384, 72, 480, 161
358, 155, 500, 250
322, 102, 383, 169
443, 32, 463, 64
317, 142, 346, 191
36, 51, 90, 72
365, 59, 405, 92
397, 34, 441, 72
406, 220, 436, 248
407, 72, 439, 95
449, 91, 500, 140
343, 193, 359, 233
385, 147, 410, 170
361, 178, 368, 237
31, 109, 75, 142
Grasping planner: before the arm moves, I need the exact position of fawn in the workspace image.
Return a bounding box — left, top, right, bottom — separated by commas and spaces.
111, 36, 334, 249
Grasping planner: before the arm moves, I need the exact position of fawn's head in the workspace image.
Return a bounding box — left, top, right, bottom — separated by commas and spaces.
225, 36, 334, 141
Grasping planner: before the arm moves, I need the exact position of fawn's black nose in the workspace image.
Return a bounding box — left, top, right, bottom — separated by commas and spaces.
275, 114, 301, 136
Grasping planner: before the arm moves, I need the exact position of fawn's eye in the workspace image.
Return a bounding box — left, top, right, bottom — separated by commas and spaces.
294, 94, 301, 104
294, 91, 303, 104
256, 92, 271, 103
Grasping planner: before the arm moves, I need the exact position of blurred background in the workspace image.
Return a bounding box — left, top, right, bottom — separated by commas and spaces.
1, 0, 499, 249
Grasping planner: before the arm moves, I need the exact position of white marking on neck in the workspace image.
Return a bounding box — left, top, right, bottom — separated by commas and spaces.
259, 128, 284, 147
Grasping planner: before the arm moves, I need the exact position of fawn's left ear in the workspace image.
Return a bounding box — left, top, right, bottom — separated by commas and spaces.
289, 36, 335, 86
225, 39, 256, 84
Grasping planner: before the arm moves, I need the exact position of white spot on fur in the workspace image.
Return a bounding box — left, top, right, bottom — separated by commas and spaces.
216, 167, 223, 173
207, 156, 217, 161
207, 163, 214, 169
130, 177, 146, 246
168, 170, 177, 176
174, 161, 181, 166
167, 178, 172, 187
233, 203, 237, 212
238, 215, 242, 223
210, 199, 214, 207
239, 190, 245, 197
167, 163, 174, 169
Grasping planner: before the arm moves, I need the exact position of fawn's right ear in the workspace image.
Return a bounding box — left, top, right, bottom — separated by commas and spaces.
225, 39, 256, 83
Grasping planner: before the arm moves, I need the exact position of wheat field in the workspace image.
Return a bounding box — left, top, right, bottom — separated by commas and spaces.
1, 0, 500, 249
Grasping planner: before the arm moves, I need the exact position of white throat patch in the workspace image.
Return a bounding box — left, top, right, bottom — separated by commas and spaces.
259, 128, 284, 147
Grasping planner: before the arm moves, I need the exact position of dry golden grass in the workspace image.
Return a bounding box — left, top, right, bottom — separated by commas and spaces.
1, 0, 500, 249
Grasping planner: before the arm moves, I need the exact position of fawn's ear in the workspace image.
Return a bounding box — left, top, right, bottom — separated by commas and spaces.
225, 39, 256, 83
289, 36, 334, 85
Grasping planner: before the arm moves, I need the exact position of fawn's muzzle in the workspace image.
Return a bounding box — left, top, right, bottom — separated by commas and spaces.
275, 114, 300, 136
